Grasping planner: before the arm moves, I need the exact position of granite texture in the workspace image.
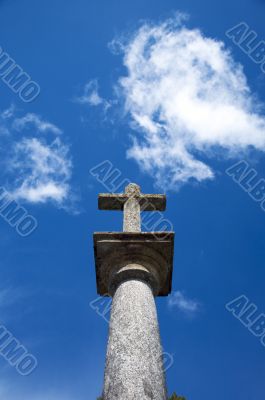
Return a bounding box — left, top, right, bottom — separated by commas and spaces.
93, 182, 174, 400
123, 195, 141, 232
103, 279, 167, 400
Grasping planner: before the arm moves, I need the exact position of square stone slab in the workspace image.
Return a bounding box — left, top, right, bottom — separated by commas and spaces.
93, 232, 174, 296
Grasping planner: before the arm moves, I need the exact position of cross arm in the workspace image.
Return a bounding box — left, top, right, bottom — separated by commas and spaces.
98, 193, 166, 211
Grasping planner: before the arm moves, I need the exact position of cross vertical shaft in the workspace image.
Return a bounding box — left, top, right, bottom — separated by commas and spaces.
123, 183, 141, 232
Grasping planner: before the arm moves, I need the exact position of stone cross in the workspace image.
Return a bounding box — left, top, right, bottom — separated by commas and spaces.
98, 183, 166, 232
93, 183, 174, 400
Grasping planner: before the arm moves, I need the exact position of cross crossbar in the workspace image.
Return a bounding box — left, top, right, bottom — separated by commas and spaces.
98, 193, 166, 211
98, 183, 166, 232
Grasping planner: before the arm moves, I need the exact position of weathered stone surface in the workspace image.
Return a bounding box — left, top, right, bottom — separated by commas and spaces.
93, 232, 174, 296
123, 183, 141, 231
103, 279, 167, 400
93, 182, 174, 400
98, 186, 166, 212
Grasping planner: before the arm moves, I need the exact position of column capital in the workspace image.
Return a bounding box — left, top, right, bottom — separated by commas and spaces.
93, 232, 174, 297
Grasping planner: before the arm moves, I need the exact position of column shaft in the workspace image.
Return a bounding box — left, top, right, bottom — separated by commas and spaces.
103, 279, 167, 400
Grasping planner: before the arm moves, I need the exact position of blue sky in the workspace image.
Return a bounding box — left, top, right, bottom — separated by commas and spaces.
0, 0, 265, 398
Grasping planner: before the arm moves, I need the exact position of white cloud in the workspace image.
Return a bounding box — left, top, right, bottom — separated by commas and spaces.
12, 113, 62, 135
1, 104, 15, 121
74, 79, 110, 110
115, 15, 265, 189
0, 107, 74, 209
168, 290, 199, 315
0, 105, 16, 135
10, 137, 72, 205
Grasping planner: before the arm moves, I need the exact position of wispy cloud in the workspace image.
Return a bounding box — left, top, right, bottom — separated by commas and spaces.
168, 290, 200, 315
12, 113, 62, 135
0, 105, 15, 135
113, 14, 265, 190
0, 106, 75, 210
74, 79, 110, 110
10, 137, 72, 205
1, 104, 15, 121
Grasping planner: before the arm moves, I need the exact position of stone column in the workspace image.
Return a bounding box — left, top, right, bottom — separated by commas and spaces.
103, 276, 167, 400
